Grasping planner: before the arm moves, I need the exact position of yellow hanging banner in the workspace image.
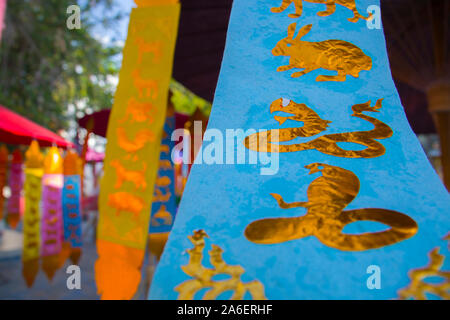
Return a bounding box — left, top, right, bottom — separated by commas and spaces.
95, 0, 180, 300
22, 140, 44, 287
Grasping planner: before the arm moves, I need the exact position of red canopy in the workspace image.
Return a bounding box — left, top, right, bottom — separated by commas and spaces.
0, 105, 74, 148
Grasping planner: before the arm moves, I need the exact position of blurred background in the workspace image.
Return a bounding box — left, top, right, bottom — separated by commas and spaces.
0, 0, 448, 299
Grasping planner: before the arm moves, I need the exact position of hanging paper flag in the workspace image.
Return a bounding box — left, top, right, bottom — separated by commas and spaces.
0, 0, 6, 42
149, 0, 450, 300
6, 149, 23, 229
22, 140, 44, 287
61, 150, 82, 265
41, 146, 64, 280
95, 0, 180, 300
0, 145, 8, 220
149, 111, 177, 260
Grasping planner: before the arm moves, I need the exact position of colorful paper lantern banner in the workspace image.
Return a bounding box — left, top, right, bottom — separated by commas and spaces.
62, 150, 83, 265
95, 0, 180, 300
149, 0, 450, 300
41, 146, 64, 280
22, 140, 44, 287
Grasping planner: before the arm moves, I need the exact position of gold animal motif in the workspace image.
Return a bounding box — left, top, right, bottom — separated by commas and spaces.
244, 98, 392, 158
153, 188, 172, 203
151, 205, 172, 226
272, 0, 372, 22
245, 163, 418, 251
135, 37, 162, 64
273, 23, 372, 81
160, 144, 170, 154
107, 192, 145, 219
116, 127, 155, 161
175, 230, 267, 300
110, 160, 147, 190
155, 175, 171, 187
132, 69, 159, 99
398, 233, 450, 300
119, 97, 155, 124
159, 159, 172, 170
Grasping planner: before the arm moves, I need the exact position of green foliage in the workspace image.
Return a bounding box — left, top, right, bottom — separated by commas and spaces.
170, 80, 212, 117
0, 0, 122, 132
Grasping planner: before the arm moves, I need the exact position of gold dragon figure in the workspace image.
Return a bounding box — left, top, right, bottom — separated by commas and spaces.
245, 163, 418, 251
398, 233, 450, 300
244, 98, 392, 158
273, 23, 372, 81
175, 230, 267, 300
271, 0, 372, 22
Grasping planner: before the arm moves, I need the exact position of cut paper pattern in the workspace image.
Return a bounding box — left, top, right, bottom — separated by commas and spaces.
175, 230, 267, 300
132, 69, 159, 99
62, 150, 83, 265
398, 234, 450, 300
107, 192, 145, 219
244, 98, 392, 158
135, 37, 162, 64
41, 147, 64, 280
245, 163, 418, 251
271, 0, 372, 22
273, 23, 372, 81
110, 160, 147, 190
22, 141, 44, 287
117, 127, 155, 160
119, 97, 156, 124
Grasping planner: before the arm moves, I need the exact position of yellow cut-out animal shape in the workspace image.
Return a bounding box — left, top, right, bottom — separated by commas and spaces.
116, 127, 155, 161
135, 37, 162, 64
244, 98, 392, 158
273, 23, 372, 81
110, 160, 147, 190
119, 97, 155, 124
107, 192, 144, 219
132, 69, 159, 99
245, 163, 418, 251
272, 0, 372, 22
151, 205, 172, 227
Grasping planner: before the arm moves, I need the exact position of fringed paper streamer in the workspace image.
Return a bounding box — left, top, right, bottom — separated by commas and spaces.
149, 0, 450, 299
6, 149, 23, 229
62, 150, 82, 265
0, 145, 8, 219
22, 141, 44, 287
149, 112, 177, 260
41, 146, 64, 280
95, 0, 180, 300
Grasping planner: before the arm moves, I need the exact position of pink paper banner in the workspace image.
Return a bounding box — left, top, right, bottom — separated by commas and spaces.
0, 0, 6, 41
41, 174, 63, 257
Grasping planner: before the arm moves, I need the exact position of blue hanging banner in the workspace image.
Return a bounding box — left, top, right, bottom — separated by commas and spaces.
149, 0, 450, 300
149, 115, 177, 234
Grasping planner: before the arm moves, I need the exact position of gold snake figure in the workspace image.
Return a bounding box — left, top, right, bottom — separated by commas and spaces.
244, 98, 393, 158
245, 163, 418, 251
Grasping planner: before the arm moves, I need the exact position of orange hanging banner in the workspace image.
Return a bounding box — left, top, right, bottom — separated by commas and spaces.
95, 0, 180, 300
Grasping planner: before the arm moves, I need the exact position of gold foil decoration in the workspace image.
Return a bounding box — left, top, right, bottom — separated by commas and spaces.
271, 0, 372, 22
272, 23, 372, 81
245, 163, 418, 251
398, 233, 450, 300
245, 98, 392, 158
175, 230, 267, 300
